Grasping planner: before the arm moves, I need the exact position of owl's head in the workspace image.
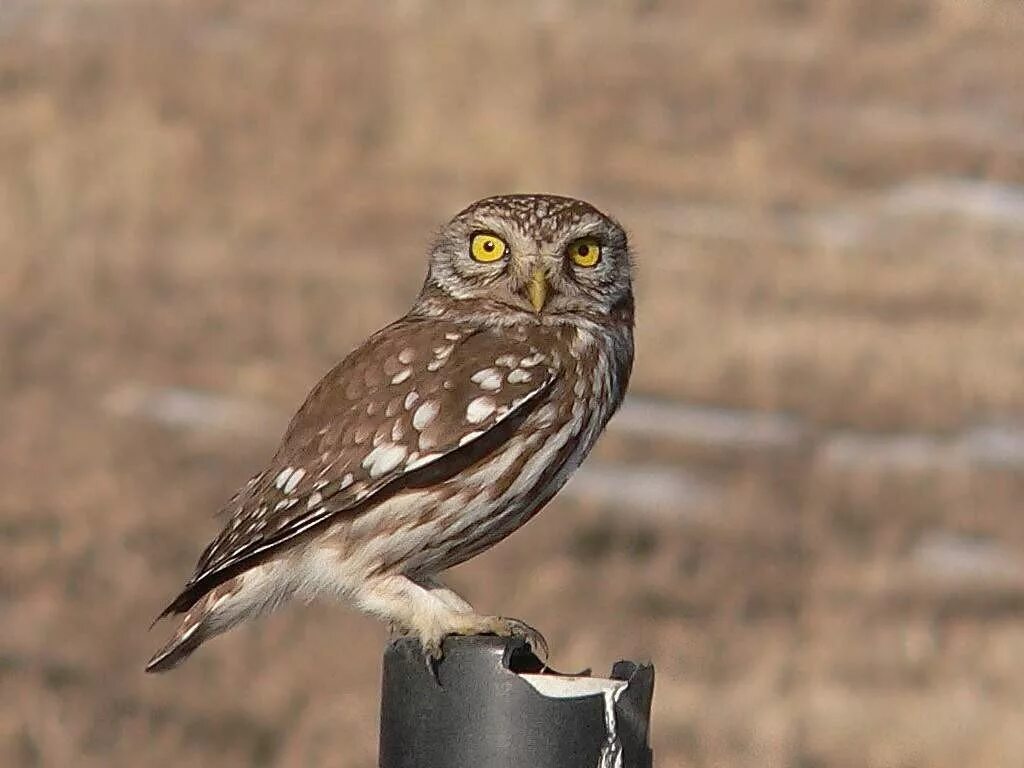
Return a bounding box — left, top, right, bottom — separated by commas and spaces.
416, 194, 633, 325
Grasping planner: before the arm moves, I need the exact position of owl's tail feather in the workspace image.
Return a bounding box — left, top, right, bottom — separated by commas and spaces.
145, 601, 219, 673
146, 566, 289, 673
145, 574, 252, 673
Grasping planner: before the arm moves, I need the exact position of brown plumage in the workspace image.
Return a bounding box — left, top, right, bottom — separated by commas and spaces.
147, 194, 634, 672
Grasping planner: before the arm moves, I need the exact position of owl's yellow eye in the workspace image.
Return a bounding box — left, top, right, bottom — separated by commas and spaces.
568, 237, 601, 267
470, 233, 508, 263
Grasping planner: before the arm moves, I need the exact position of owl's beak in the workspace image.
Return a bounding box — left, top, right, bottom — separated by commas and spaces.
526, 267, 548, 312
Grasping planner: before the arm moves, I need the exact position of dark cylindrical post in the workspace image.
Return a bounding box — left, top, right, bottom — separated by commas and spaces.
379, 634, 655, 768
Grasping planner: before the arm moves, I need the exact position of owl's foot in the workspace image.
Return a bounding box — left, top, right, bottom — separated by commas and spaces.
358, 575, 548, 674
473, 615, 549, 662
417, 614, 548, 664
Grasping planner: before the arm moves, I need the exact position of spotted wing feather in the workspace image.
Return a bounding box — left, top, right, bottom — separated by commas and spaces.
160, 319, 557, 616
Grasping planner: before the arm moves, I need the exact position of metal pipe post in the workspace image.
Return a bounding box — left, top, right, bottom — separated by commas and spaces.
379, 634, 654, 768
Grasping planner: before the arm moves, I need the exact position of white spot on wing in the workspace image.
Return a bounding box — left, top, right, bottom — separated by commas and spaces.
520, 351, 545, 367
284, 468, 305, 494
507, 368, 532, 384
466, 396, 496, 424
391, 369, 412, 384
275, 468, 293, 490
363, 443, 408, 478
307, 492, 323, 509
413, 400, 439, 430
404, 391, 420, 410
398, 347, 416, 364
471, 368, 503, 391
376, 445, 408, 476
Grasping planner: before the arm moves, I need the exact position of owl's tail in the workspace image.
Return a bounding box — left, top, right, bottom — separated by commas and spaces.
145, 605, 214, 673
145, 580, 254, 673
146, 567, 286, 673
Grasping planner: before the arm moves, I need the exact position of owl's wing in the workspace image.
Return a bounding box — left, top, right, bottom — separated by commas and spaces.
160, 318, 557, 616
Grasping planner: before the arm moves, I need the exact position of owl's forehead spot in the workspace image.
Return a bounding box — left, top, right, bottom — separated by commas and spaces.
455, 194, 608, 240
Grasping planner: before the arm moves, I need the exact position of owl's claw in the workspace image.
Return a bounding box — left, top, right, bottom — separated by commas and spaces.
421, 637, 444, 684
455, 615, 549, 662
490, 616, 549, 662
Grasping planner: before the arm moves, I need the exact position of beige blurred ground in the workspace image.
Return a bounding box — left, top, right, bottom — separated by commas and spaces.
3, 1, 1024, 766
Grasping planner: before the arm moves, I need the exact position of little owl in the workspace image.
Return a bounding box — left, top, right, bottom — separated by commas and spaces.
146, 194, 634, 672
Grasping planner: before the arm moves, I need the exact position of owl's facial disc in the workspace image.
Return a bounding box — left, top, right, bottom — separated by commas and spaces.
421, 195, 632, 320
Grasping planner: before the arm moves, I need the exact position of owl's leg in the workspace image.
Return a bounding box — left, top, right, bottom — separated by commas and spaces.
412, 575, 475, 614
382, 577, 472, 641
414, 576, 549, 659
354, 573, 547, 662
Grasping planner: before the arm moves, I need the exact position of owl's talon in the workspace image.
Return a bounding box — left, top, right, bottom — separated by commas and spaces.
420, 637, 444, 684
423, 638, 443, 660
463, 615, 548, 661
496, 617, 549, 662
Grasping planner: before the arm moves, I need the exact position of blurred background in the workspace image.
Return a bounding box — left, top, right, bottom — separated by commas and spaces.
3, 0, 1024, 766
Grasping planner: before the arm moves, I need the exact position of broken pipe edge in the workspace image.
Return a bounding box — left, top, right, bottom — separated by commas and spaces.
379, 634, 655, 768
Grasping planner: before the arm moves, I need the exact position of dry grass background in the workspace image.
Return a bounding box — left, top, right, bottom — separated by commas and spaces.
3, 0, 1024, 766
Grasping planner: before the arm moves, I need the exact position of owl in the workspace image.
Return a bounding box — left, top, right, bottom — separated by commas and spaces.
146, 194, 634, 672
